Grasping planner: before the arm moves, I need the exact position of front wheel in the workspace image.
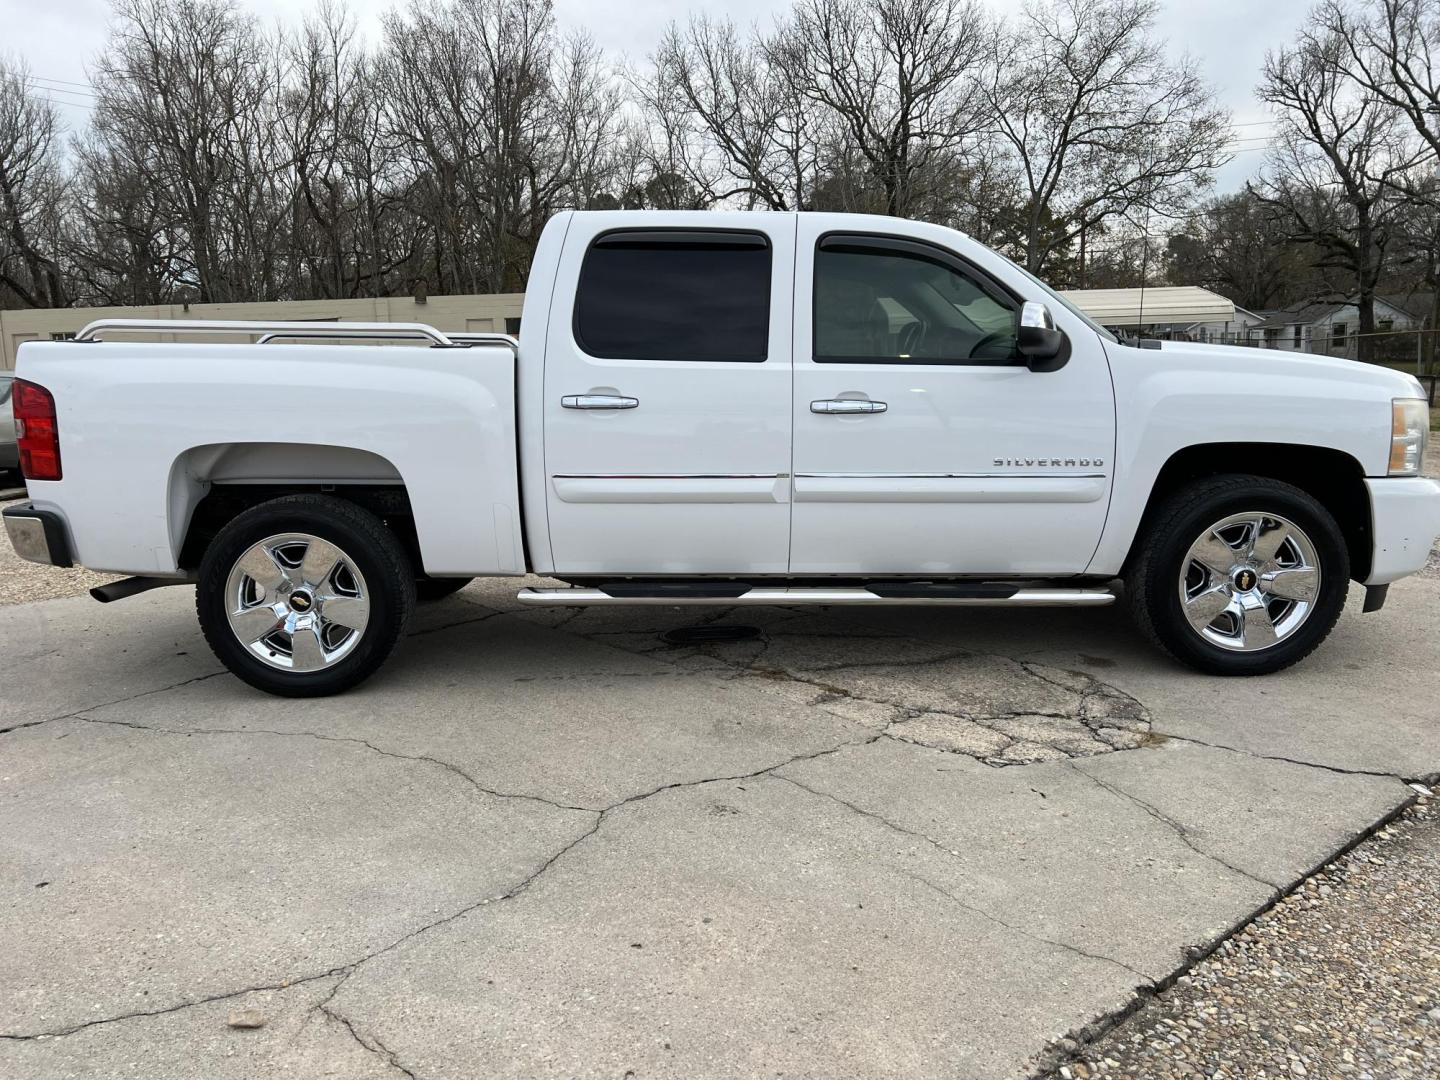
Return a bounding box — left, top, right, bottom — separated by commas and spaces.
196, 495, 416, 697
1125, 475, 1349, 676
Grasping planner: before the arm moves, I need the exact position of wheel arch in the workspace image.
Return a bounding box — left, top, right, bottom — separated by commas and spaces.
168, 442, 417, 573
1121, 442, 1371, 582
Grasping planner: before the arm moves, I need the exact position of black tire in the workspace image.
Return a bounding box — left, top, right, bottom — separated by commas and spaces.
1124, 474, 1349, 676
415, 576, 473, 602
196, 494, 416, 697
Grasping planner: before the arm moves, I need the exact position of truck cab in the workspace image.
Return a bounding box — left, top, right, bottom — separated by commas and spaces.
528, 211, 1112, 579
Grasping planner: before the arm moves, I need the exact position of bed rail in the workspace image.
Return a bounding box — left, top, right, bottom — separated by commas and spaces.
72, 318, 470, 349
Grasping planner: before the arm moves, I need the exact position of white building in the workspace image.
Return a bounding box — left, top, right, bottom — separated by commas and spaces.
1183, 305, 1267, 345
1060, 286, 1235, 338
1249, 296, 1421, 357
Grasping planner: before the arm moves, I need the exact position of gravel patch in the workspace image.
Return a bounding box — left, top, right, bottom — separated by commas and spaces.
0, 495, 119, 606
1057, 790, 1440, 1080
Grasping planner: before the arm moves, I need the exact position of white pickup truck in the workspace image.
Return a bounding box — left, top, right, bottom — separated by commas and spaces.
5, 210, 1438, 696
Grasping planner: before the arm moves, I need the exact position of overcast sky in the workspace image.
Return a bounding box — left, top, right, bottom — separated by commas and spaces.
3, 0, 1310, 195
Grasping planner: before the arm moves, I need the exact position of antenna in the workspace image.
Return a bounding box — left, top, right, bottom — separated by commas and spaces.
1136, 205, 1151, 338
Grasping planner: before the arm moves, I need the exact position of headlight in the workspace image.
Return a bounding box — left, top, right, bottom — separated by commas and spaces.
1390, 397, 1429, 476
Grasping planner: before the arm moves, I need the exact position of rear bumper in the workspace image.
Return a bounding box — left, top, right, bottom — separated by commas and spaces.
1365, 477, 1440, 585
2, 501, 73, 568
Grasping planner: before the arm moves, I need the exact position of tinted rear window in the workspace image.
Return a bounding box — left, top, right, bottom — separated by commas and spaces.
574, 231, 771, 362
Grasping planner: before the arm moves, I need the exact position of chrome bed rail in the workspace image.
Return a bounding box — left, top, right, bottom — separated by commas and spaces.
71, 318, 514, 350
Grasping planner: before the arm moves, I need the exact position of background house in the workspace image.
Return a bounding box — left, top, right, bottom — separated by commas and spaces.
1248, 297, 1421, 358
1183, 306, 1267, 345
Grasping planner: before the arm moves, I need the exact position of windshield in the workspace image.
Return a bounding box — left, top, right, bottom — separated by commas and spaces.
997, 254, 1118, 344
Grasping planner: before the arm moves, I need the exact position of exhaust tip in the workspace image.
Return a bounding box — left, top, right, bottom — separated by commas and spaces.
90, 576, 192, 604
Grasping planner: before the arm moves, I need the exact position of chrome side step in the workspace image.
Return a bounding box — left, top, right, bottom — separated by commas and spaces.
515, 586, 1116, 607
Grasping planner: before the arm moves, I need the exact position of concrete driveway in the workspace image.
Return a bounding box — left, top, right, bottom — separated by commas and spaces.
2, 564, 1436, 1079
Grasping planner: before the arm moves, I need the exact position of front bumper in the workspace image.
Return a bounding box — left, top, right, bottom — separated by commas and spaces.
3, 501, 72, 568
1365, 477, 1440, 585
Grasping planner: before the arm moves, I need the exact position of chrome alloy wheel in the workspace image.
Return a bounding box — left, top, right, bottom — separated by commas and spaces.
224, 532, 371, 672
1177, 512, 1321, 652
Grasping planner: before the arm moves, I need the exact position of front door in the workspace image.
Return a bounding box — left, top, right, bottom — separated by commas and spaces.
543, 213, 795, 575
789, 220, 1115, 576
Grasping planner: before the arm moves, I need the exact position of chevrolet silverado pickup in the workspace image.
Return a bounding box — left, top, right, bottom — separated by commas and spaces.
5, 210, 1438, 696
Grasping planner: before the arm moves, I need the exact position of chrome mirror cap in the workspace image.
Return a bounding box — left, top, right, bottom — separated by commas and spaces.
1020, 300, 1056, 331
1017, 301, 1069, 372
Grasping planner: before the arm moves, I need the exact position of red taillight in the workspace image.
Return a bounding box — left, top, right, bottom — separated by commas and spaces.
14, 379, 61, 481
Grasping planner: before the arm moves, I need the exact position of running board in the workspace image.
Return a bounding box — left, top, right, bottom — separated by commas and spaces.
515, 586, 1116, 607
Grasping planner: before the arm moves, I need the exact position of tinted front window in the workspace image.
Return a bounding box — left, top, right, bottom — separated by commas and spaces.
814, 240, 1018, 364
575, 231, 771, 362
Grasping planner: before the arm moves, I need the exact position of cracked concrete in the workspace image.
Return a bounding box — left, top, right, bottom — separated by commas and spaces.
0, 715, 594, 1037
799, 578, 1440, 781
319, 776, 1142, 1080
776, 738, 1274, 981
1, 566, 1435, 1078
0, 976, 403, 1079
60, 614, 881, 810
513, 602, 1154, 768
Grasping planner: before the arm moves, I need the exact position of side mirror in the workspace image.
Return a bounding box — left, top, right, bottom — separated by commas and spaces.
1017, 301, 1069, 372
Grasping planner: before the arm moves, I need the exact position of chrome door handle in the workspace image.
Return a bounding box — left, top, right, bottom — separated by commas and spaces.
562, 394, 639, 410
811, 399, 887, 414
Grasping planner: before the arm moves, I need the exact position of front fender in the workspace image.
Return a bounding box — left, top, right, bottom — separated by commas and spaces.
1087, 342, 1394, 576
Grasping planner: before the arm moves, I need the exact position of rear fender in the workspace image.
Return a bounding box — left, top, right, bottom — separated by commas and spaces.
18, 340, 522, 576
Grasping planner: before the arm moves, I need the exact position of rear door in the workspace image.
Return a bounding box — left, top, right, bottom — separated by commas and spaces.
542, 212, 795, 575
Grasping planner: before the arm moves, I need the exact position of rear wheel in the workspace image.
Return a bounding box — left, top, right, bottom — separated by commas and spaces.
196, 495, 415, 697
1125, 475, 1348, 675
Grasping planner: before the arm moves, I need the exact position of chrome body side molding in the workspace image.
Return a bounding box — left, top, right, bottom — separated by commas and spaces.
551, 474, 789, 504
791, 473, 1108, 504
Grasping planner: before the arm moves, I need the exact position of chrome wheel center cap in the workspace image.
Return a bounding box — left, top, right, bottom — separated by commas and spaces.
289, 589, 315, 613
1232, 567, 1257, 593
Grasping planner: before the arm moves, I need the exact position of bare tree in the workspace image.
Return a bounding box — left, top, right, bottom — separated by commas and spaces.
1313, 0, 1440, 361
379, 0, 622, 294
1317, 0, 1440, 163
1391, 176, 1440, 368
771, 0, 991, 217
1254, 30, 1419, 360
0, 0, 1262, 312
283, 3, 422, 299
0, 58, 69, 308
89, 0, 289, 303
66, 134, 185, 306
641, 16, 821, 210
1165, 191, 1323, 311
985, 0, 1230, 274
